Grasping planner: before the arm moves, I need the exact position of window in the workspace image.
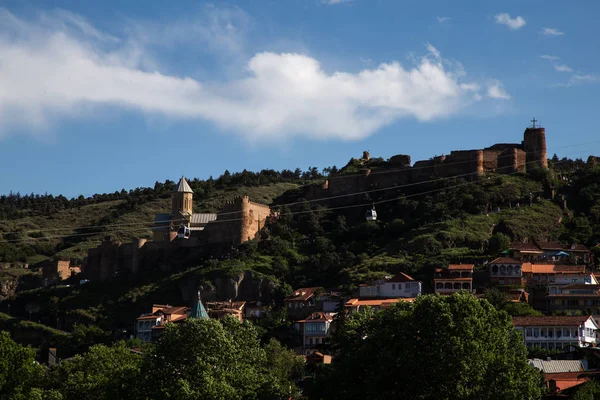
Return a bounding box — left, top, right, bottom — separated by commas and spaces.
526, 328, 533, 337
533, 328, 539, 338
492, 265, 498, 275
563, 328, 570, 338
548, 328, 554, 338
436, 282, 443, 290
398, 283, 402, 290
573, 278, 578, 283
392, 284, 396, 290
541, 328, 547, 338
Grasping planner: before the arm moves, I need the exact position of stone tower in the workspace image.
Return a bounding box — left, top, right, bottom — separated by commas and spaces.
171, 177, 194, 216
523, 126, 548, 170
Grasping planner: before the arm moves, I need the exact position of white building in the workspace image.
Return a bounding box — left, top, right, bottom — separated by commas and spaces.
359, 273, 422, 298
549, 271, 598, 294
513, 315, 599, 352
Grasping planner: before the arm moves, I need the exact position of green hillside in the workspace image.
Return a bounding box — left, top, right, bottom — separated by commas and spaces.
1, 160, 600, 354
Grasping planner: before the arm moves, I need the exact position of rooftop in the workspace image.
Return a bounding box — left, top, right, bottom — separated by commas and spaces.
447, 264, 475, 271
513, 315, 592, 327
345, 298, 415, 307
528, 359, 588, 374
175, 177, 194, 193
386, 272, 416, 283
285, 287, 322, 302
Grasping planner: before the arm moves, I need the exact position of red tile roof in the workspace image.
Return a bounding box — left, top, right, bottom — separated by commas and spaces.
285, 287, 322, 302
510, 242, 542, 252
448, 264, 475, 271
512, 316, 592, 327
345, 298, 414, 307
555, 265, 587, 273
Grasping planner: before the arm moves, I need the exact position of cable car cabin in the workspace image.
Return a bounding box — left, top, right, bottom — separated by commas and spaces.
365, 205, 377, 222
177, 224, 191, 239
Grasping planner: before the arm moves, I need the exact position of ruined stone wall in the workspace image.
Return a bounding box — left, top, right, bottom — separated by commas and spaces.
56, 261, 71, 280
204, 196, 271, 245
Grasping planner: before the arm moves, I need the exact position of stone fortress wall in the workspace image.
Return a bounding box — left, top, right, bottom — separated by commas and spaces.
306, 126, 548, 203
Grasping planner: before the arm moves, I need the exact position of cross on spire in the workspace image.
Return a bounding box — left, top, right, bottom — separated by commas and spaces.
531, 118, 538, 128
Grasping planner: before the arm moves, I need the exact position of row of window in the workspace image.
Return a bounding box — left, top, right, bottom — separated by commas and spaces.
435, 282, 471, 290
525, 342, 579, 350
490, 265, 522, 276
523, 327, 592, 339
550, 299, 600, 307
306, 337, 326, 345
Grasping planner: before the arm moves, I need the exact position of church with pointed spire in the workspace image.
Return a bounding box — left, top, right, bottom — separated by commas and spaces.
152, 177, 218, 242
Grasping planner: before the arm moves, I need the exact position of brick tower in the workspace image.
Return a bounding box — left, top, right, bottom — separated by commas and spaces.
522, 118, 548, 170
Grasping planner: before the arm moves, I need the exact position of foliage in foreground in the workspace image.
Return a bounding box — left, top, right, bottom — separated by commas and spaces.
0, 317, 303, 400
308, 293, 543, 400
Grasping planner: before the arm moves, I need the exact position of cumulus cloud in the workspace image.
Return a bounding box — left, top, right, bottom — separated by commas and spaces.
486, 81, 511, 100
494, 13, 526, 30
0, 8, 509, 141
541, 27, 564, 36
436, 16, 451, 23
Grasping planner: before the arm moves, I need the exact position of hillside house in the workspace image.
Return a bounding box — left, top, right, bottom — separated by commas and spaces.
433, 264, 474, 294
513, 315, 599, 351
135, 305, 189, 342
344, 298, 415, 314
529, 359, 592, 394
509, 241, 592, 265
358, 273, 422, 298
490, 259, 593, 289
284, 287, 323, 320
548, 268, 598, 295
205, 301, 246, 322
547, 285, 600, 311
293, 312, 335, 356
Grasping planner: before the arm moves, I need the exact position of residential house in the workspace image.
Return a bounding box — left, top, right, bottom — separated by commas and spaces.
316, 292, 345, 313
358, 273, 422, 299
548, 267, 597, 295
344, 297, 415, 314
547, 284, 600, 311
293, 312, 335, 356
135, 305, 189, 342
433, 264, 474, 294
244, 301, 270, 320
206, 301, 246, 322
135, 294, 208, 342
529, 359, 592, 394
509, 241, 592, 265
512, 315, 599, 351
489, 258, 528, 286
284, 287, 322, 320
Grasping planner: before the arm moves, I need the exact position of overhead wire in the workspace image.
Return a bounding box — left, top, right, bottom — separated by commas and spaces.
3, 138, 595, 238
0, 145, 594, 245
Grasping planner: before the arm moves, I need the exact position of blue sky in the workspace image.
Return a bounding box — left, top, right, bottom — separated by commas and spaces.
0, 0, 599, 198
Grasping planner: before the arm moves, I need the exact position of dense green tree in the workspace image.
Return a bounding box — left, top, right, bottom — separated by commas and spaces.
309, 293, 543, 400
489, 232, 511, 255
138, 317, 301, 400
0, 331, 44, 400
40, 342, 141, 400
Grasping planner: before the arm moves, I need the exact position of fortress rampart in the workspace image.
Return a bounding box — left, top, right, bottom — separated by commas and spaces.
306, 126, 548, 204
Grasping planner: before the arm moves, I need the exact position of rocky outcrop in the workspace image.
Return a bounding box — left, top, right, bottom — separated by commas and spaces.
179, 271, 277, 304
0, 279, 19, 301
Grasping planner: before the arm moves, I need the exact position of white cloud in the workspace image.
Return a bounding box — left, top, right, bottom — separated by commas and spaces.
494, 13, 526, 30
540, 55, 559, 61
322, 0, 352, 5
541, 27, 564, 36
539, 55, 573, 73
486, 81, 511, 100
554, 64, 573, 73
436, 16, 451, 23
0, 9, 509, 141
572, 74, 600, 84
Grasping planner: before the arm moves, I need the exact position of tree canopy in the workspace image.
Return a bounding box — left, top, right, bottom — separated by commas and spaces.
309, 293, 543, 400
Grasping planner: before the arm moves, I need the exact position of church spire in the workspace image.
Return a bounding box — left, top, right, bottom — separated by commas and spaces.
190, 290, 209, 319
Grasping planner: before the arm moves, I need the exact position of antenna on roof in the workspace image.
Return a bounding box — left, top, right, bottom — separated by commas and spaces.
531, 118, 538, 128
